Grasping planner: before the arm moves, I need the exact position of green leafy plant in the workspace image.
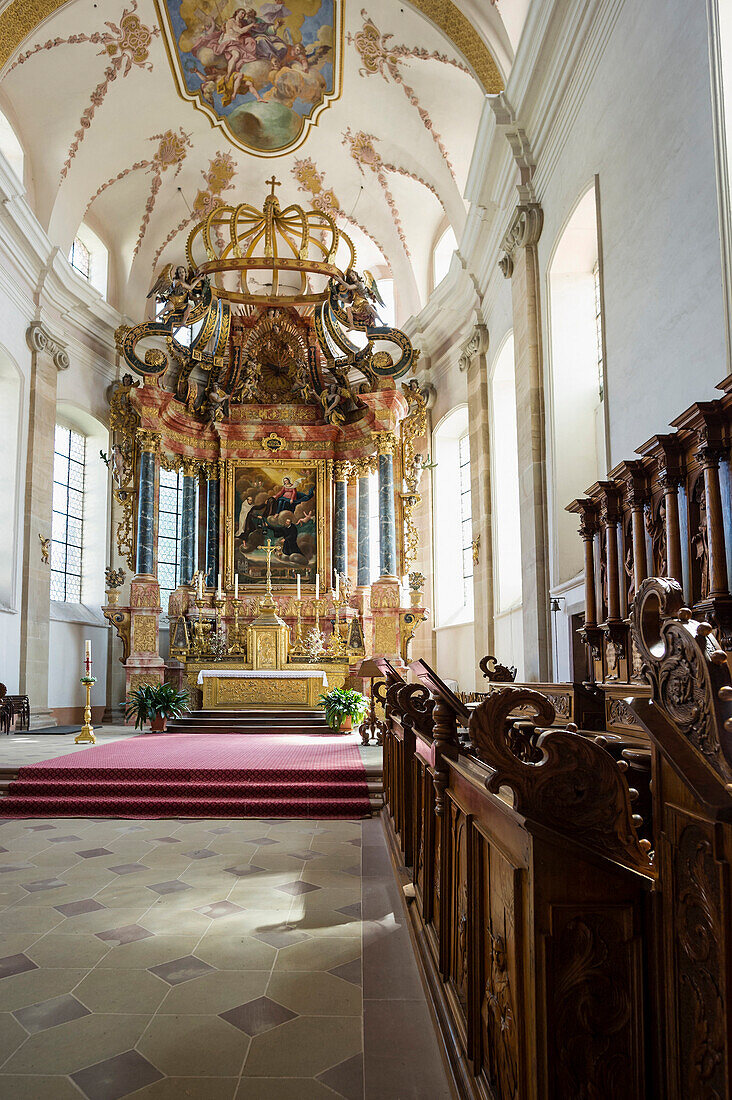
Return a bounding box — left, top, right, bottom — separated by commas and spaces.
318, 687, 368, 731
124, 682, 190, 730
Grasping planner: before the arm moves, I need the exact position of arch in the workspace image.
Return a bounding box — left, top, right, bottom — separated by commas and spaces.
0, 346, 24, 611
433, 404, 473, 626
546, 180, 608, 587
489, 331, 522, 612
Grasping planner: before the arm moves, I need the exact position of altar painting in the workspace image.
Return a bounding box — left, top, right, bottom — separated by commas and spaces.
155, 0, 342, 155
229, 462, 322, 586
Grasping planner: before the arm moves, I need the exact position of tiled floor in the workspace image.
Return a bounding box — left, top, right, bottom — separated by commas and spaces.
0, 810, 452, 1098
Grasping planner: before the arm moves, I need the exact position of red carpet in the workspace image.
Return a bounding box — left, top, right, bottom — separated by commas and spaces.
0, 733, 370, 819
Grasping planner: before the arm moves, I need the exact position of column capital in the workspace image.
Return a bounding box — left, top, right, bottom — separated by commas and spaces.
332, 460, 351, 482
136, 429, 161, 455
458, 324, 490, 372
373, 431, 396, 457
181, 457, 199, 477
26, 321, 69, 371
498, 203, 544, 278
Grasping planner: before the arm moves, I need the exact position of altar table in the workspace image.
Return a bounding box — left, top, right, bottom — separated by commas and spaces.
196, 669, 329, 709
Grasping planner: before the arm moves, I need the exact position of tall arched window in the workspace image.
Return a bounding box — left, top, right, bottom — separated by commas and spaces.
547, 182, 607, 585
0, 109, 24, 182
433, 406, 473, 624
432, 225, 458, 290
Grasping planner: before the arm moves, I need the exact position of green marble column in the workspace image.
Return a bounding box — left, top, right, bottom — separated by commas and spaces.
135, 432, 159, 575
205, 467, 220, 588
376, 435, 397, 577
180, 460, 197, 586
333, 472, 347, 578
357, 474, 371, 586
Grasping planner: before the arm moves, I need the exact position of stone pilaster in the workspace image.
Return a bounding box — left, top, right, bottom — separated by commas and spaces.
20, 322, 70, 726
460, 324, 495, 679
499, 203, 550, 680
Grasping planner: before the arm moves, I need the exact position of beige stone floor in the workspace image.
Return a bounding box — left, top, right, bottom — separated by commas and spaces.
0, 809, 452, 1099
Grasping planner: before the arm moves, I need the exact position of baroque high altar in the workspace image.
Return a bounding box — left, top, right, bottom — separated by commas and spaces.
104, 180, 429, 708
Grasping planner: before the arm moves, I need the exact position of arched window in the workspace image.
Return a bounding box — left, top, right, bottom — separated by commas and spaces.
433, 406, 474, 624
0, 109, 24, 182
51, 425, 86, 602
547, 182, 607, 584
432, 225, 457, 289
68, 223, 109, 299
490, 334, 522, 611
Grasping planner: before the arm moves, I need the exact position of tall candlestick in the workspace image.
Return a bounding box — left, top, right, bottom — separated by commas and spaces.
297, 574, 301, 599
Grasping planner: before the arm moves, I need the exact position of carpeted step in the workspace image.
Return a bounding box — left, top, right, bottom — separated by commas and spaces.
8, 778, 367, 799
0, 794, 370, 818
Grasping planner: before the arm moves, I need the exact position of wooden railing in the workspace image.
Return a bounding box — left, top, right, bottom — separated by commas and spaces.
379, 579, 732, 1099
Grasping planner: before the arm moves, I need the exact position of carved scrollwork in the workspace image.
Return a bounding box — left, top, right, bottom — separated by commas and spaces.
480, 654, 517, 683
470, 687, 650, 871
394, 682, 434, 736
631, 577, 732, 781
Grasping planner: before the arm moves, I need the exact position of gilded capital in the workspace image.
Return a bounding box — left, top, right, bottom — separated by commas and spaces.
181, 457, 199, 477
136, 429, 161, 455
26, 322, 70, 371
373, 431, 396, 457
332, 460, 351, 482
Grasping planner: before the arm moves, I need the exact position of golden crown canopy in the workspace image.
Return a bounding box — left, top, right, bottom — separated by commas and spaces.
186, 177, 356, 307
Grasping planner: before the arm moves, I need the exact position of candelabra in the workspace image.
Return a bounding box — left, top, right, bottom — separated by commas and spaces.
228, 597, 245, 655
192, 597, 212, 656
326, 589, 349, 658
289, 597, 307, 657
76, 673, 97, 745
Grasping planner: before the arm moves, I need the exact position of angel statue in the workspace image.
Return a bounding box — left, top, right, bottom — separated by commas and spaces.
99, 443, 126, 487
319, 378, 351, 427
39, 533, 50, 564
206, 383, 229, 427
331, 268, 386, 329
147, 264, 207, 328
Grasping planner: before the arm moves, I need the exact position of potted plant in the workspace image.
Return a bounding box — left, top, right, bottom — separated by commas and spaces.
125, 682, 190, 732
318, 687, 368, 733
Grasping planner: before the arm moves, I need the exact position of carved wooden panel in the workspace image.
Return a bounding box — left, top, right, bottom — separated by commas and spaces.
446, 797, 470, 1022
669, 816, 728, 1099
475, 831, 524, 1100
412, 756, 428, 914
544, 905, 645, 1099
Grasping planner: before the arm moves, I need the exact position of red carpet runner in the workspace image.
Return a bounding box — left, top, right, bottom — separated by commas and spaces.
0, 733, 370, 818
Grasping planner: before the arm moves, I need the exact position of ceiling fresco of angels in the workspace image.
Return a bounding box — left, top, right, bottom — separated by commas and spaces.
155, 0, 342, 156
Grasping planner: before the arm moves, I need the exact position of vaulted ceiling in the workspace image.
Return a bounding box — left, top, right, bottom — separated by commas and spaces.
0, 0, 527, 320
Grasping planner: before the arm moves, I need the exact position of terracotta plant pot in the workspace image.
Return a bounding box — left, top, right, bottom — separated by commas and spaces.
339, 717, 352, 731
150, 716, 167, 733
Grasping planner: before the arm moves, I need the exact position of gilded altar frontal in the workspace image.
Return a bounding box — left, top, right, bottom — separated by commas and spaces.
226, 459, 325, 588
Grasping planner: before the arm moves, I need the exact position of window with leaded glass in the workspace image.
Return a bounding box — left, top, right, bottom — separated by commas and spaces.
459, 433, 473, 607
158, 466, 184, 608
51, 426, 85, 602
69, 237, 90, 280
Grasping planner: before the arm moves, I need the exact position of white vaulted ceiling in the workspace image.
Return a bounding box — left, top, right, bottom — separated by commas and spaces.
0, 0, 525, 320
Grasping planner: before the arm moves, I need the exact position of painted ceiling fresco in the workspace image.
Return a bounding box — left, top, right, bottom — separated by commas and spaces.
0, 0, 524, 316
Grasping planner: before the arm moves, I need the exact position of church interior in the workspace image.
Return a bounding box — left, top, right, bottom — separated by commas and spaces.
0, 0, 731, 1097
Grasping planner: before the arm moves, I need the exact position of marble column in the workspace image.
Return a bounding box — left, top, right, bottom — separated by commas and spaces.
180, 459, 197, 586
375, 433, 397, 578
135, 431, 159, 576
333, 465, 348, 578
205, 466, 220, 588
499, 202, 550, 680
19, 322, 70, 726
357, 474, 371, 586
346, 477, 358, 582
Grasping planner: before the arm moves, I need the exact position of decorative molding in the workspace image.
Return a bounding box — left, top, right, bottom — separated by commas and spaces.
498, 203, 544, 278
458, 323, 489, 372
373, 431, 396, 457
26, 321, 69, 370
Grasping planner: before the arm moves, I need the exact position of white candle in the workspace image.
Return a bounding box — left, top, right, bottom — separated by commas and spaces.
217, 573, 222, 597
85, 639, 91, 661
199, 575, 203, 599
297, 574, 301, 599
315, 574, 320, 599
234, 576, 239, 600
335, 573, 339, 599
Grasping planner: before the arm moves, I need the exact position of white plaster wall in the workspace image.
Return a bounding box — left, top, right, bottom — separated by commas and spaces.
535, 0, 726, 470
493, 606, 524, 681
48, 619, 107, 711
435, 622, 476, 693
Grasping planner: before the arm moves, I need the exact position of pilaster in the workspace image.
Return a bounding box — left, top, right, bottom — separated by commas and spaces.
20, 321, 70, 726
499, 203, 550, 679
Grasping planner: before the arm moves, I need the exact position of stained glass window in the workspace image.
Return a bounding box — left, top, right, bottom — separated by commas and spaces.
158, 466, 184, 609
51, 426, 85, 602
69, 237, 90, 280
459, 433, 473, 607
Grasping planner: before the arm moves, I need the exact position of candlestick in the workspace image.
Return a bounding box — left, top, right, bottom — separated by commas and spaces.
290, 596, 306, 656
75, 674, 97, 745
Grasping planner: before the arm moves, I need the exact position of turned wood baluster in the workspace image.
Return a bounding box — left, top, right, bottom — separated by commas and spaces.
660, 473, 684, 585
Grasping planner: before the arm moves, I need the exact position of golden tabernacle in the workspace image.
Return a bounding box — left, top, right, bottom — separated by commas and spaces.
102, 180, 430, 709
